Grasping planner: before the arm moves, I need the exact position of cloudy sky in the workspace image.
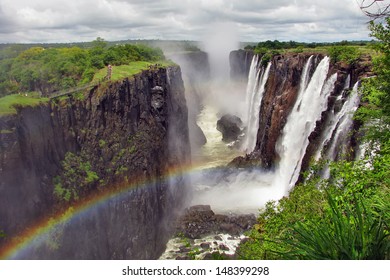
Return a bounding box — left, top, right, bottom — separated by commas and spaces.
0, 0, 379, 43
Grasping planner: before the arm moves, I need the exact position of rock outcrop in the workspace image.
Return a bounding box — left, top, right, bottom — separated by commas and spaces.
216, 114, 243, 143
0, 66, 190, 259
176, 205, 256, 239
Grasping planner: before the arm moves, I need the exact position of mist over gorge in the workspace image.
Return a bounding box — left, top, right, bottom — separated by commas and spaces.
0, 35, 376, 259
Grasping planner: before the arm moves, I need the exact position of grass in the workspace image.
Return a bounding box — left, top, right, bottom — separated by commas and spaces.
280, 45, 379, 58
92, 60, 176, 83
0, 94, 49, 116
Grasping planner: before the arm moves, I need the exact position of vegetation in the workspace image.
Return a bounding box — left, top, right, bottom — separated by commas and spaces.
0, 93, 49, 116
246, 39, 375, 64
92, 60, 174, 83
239, 17, 390, 260
53, 152, 99, 202
0, 38, 165, 98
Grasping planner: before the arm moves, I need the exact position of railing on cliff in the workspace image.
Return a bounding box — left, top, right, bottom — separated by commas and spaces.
46, 79, 103, 99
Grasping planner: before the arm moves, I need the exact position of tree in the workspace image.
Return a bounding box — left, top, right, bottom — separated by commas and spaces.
358, 0, 390, 20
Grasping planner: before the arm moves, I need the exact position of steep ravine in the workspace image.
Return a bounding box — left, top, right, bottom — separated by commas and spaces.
0, 66, 190, 259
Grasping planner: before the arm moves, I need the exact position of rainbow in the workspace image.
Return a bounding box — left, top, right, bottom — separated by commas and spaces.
0, 162, 213, 260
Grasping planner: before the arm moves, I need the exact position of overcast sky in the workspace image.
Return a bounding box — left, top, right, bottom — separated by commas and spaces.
0, 0, 377, 43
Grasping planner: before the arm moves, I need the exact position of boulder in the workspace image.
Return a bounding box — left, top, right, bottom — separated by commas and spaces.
217, 114, 243, 142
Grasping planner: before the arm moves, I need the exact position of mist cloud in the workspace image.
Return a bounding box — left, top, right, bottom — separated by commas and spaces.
0, 0, 370, 43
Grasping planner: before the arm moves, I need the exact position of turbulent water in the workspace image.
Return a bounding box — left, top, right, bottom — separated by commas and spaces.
162, 53, 361, 259
189, 55, 339, 213
192, 105, 242, 168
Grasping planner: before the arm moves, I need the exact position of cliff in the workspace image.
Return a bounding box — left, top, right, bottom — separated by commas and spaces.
0, 66, 190, 259
229, 49, 254, 83
229, 51, 372, 170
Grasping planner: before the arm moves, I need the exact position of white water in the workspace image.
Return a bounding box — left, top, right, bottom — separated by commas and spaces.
242, 59, 272, 153
162, 54, 361, 259
273, 56, 335, 193
193, 105, 242, 168
314, 75, 351, 161
159, 233, 245, 260
322, 82, 360, 178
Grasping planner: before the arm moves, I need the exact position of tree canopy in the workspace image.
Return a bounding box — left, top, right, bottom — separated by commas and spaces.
0, 38, 165, 97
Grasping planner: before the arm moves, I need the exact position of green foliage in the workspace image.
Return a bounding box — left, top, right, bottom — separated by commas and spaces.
328, 46, 360, 63
98, 139, 106, 148
239, 17, 390, 260
285, 194, 390, 260
0, 94, 49, 116
53, 152, 99, 202
0, 38, 166, 97
239, 151, 390, 260
237, 178, 326, 260
0, 230, 6, 239
92, 61, 170, 82
364, 17, 390, 115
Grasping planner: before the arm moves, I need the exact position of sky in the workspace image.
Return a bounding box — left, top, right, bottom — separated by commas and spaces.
0, 0, 380, 43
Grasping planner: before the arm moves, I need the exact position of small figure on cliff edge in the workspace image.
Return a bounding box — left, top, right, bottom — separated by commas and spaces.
107, 64, 112, 80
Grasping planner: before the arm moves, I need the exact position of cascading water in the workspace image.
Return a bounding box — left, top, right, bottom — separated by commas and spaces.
314, 75, 351, 161
273, 56, 336, 193
161, 53, 363, 260
321, 81, 360, 178
242, 58, 272, 153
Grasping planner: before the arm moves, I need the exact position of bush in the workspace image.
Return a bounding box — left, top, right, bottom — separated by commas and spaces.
328, 46, 360, 64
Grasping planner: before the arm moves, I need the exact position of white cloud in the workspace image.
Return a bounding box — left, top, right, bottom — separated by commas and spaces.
0, 0, 371, 43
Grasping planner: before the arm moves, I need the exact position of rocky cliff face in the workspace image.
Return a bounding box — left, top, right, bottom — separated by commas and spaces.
0, 66, 190, 259
230, 51, 372, 170
229, 50, 254, 83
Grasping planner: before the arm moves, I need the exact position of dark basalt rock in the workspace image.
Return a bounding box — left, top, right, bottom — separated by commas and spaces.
189, 119, 207, 148
177, 205, 256, 239
217, 114, 243, 143
0, 66, 190, 259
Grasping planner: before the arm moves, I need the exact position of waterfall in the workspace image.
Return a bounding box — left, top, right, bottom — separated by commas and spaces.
314, 75, 351, 161
274, 56, 335, 193
321, 82, 360, 178
242, 57, 271, 153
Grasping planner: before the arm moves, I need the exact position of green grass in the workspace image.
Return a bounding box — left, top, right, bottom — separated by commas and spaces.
0, 94, 49, 116
281, 45, 379, 58
92, 60, 175, 83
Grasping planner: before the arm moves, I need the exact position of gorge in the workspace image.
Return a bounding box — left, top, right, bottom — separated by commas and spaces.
0, 46, 372, 259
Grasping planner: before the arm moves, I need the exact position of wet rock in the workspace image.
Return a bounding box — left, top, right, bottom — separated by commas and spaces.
176, 256, 191, 260
202, 253, 214, 260
219, 244, 230, 251
200, 243, 211, 249
179, 246, 191, 253
217, 114, 243, 142
176, 205, 257, 239
188, 119, 207, 148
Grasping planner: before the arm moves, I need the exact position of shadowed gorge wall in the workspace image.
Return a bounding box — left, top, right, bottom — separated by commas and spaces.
0, 66, 190, 259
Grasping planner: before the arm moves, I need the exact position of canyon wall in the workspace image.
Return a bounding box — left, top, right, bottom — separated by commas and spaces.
0, 66, 190, 259
229, 51, 372, 171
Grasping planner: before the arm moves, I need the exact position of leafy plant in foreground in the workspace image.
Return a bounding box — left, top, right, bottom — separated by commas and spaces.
283, 193, 390, 260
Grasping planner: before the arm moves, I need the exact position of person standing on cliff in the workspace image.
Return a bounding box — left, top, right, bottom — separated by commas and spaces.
107, 64, 112, 80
